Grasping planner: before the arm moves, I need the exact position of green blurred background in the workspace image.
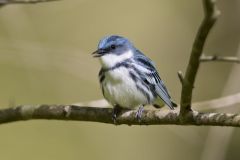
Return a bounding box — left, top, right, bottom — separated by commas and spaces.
0, 0, 240, 159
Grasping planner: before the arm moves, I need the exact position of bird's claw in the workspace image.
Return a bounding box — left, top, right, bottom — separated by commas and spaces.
112, 106, 121, 124
112, 113, 117, 124
135, 106, 144, 122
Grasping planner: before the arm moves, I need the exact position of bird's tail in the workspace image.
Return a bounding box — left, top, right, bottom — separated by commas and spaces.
153, 97, 177, 109
171, 101, 178, 108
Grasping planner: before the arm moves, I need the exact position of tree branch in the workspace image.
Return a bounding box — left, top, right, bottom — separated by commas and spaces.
200, 55, 240, 63
0, 0, 59, 6
180, 0, 220, 115
0, 92, 239, 127
0, 103, 239, 127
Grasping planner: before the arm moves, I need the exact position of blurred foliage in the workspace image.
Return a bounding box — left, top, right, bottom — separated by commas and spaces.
0, 0, 239, 160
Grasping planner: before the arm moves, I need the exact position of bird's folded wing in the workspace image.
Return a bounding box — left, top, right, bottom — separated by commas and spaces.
134, 50, 175, 109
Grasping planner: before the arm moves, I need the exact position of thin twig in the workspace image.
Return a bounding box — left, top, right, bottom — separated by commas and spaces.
180, 0, 220, 116
0, 0, 59, 6
177, 71, 184, 85
200, 55, 240, 63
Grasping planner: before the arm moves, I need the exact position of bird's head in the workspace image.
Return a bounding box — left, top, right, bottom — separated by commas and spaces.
92, 35, 135, 68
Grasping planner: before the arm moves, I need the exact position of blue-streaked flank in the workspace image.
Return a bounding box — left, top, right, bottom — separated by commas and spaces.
93, 35, 177, 119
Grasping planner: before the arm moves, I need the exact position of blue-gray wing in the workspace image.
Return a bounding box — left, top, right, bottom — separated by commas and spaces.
133, 50, 176, 109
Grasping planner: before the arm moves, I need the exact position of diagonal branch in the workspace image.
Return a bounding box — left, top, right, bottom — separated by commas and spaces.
180, 0, 220, 115
195, 92, 240, 111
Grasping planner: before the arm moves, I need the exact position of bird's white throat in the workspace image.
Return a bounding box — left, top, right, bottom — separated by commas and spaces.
99, 50, 133, 68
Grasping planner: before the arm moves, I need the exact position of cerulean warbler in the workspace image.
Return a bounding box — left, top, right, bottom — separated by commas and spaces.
92, 35, 177, 121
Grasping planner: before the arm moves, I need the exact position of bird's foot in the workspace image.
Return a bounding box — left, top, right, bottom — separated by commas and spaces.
135, 106, 144, 122
112, 105, 122, 124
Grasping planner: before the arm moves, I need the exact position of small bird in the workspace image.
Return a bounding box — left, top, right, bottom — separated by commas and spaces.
92, 35, 177, 122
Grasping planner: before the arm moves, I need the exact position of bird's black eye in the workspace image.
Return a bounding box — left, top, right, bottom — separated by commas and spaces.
110, 45, 116, 50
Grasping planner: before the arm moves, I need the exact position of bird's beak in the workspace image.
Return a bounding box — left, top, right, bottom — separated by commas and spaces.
92, 49, 107, 58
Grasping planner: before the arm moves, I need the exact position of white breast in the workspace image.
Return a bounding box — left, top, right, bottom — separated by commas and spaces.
102, 67, 152, 109
99, 50, 133, 68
